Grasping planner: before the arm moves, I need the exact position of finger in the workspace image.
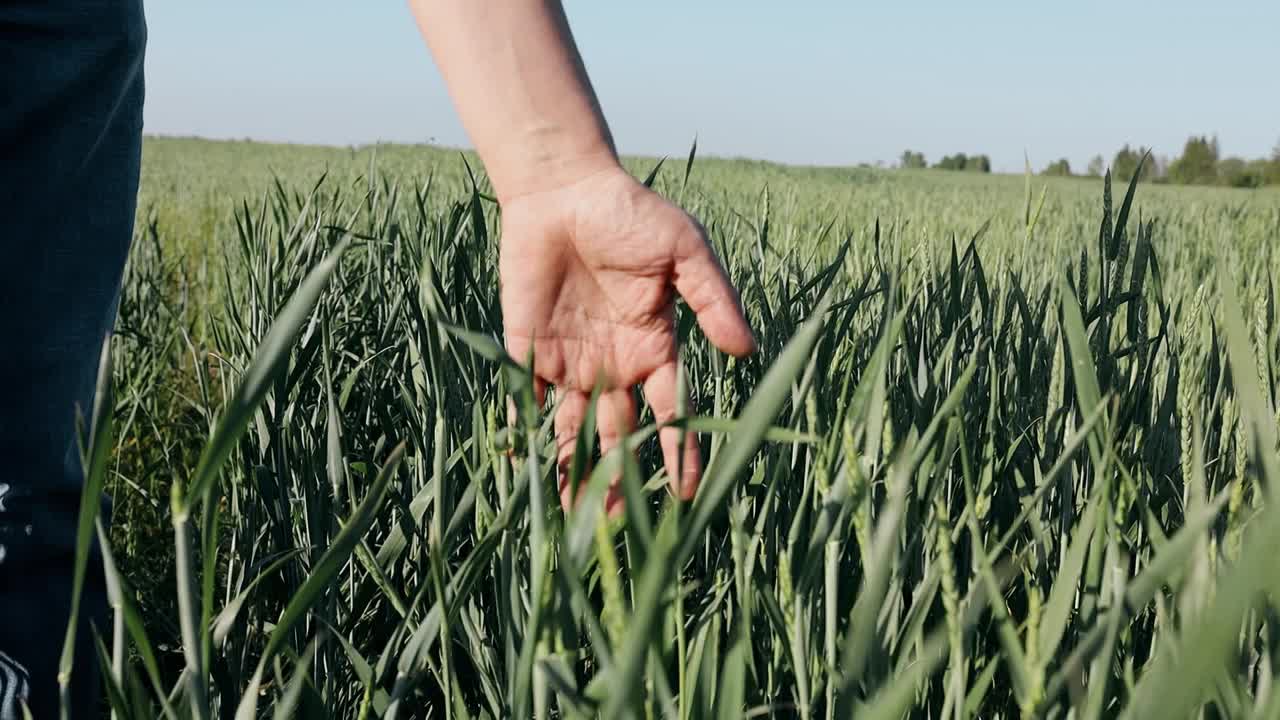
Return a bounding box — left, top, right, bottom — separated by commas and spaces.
673, 221, 756, 357
604, 485, 625, 519
596, 389, 637, 459
504, 332, 549, 408
554, 389, 591, 511
597, 389, 638, 518
643, 362, 701, 500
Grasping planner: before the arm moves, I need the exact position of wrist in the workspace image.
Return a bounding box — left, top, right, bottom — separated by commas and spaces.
485, 134, 621, 205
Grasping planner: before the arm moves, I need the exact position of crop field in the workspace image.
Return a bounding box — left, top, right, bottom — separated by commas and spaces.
78, 136, 1280, 718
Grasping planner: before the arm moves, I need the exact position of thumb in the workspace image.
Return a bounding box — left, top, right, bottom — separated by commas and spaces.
673, 220, 756, 357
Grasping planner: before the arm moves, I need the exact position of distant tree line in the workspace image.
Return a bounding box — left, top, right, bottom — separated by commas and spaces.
1036, 137, 1280, 187
899, 150, 992, 173
900, 136, 1280, 187
900, 150, 927, 169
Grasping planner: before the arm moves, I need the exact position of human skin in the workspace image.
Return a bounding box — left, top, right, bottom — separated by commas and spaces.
409, 0, 755, 509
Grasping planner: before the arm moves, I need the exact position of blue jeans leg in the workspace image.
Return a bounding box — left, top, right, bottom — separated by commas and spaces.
0, 0, 146, 717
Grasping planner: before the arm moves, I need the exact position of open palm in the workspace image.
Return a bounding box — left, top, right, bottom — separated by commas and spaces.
498, 167, 755, 508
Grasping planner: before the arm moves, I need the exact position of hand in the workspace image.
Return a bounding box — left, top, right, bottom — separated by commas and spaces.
498, 164, 755, 511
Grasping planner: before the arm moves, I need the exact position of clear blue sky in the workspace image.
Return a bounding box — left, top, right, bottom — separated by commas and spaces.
144, 1, 1279, 174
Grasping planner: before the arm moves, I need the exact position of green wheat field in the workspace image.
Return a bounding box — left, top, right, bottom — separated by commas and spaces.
77, 136, 1280, 718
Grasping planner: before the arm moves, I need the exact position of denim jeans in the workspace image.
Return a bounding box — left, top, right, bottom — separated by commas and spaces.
0, 0, 146, 717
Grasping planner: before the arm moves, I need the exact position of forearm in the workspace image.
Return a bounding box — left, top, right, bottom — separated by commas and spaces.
409, 0, 619, 202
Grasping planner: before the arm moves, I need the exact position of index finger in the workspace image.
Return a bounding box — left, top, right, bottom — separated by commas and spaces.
643, 361, 701, 500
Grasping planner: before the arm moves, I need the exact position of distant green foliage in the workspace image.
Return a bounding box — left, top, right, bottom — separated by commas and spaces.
1042, 158, 1072, 177
934, 152, 991, 172
967, 154, 992, 172
900, 150, 927, 169
1112, 144, 1157, 183
1148, 135, 1280, 188
1168, 135, 1221, 185
1218, 157, 1272, 188
899, 136, 1277, 186
899, 136, 1277, 187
